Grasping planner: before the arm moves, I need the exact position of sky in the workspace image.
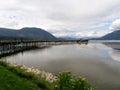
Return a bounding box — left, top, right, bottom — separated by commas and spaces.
0, 0, 120, 38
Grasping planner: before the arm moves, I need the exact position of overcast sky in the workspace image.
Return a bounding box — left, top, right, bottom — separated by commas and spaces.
0, 0, 120, 38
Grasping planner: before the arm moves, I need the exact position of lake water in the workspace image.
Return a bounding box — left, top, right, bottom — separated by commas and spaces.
1, 41, 120, 90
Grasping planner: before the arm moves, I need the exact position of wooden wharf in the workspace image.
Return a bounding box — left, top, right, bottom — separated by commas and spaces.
0, 40, 78, 57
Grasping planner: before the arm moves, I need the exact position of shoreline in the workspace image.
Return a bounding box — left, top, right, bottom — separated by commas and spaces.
0, 60, 95, 90
0, 60, 57, 83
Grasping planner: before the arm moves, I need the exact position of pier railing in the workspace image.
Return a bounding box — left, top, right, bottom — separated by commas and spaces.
0, 40, 76, 57
0, 40, 88, 57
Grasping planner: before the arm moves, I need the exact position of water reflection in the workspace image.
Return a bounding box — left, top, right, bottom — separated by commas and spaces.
109, 49, 120, 62
103, 42, 120, 62
1, 43, 120, 90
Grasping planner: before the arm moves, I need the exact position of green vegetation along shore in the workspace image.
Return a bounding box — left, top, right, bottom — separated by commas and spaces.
0, 61, 96, 90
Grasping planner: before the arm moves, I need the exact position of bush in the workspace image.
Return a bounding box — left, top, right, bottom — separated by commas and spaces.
53, 71, 95, 90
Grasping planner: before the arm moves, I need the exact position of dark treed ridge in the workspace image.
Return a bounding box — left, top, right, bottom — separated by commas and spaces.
101, 30, 120, 40
0, 27, 56, 40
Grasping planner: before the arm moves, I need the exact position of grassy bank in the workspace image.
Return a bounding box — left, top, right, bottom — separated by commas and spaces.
0, 65, 43, 90
0, 61, 95, 90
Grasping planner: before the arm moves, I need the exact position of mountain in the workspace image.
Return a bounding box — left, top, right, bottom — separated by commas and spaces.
0, 27, 56, 40
101, 30, 120, 40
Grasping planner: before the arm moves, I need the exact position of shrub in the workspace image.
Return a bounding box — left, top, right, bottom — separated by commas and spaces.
53, 71, 95, 90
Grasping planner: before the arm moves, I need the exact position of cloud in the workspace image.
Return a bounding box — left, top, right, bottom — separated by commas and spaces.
0, 0, 120, 37
109, 19, 120, 31
53, 30, 109, 38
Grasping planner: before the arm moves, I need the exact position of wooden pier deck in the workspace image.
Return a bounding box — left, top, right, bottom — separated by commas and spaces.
0, 40, 88, 57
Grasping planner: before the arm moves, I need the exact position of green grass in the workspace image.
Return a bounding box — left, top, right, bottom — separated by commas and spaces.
0, 61, 96, 90
0, 65, 41, 90
0, 61, 51, 90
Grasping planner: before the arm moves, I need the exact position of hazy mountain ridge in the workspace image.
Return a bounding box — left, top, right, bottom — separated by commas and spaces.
0, 27, 56, 40
101, 30, 120, 40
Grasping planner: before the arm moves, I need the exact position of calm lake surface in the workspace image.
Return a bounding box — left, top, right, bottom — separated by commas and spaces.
1, 41, 120, 90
